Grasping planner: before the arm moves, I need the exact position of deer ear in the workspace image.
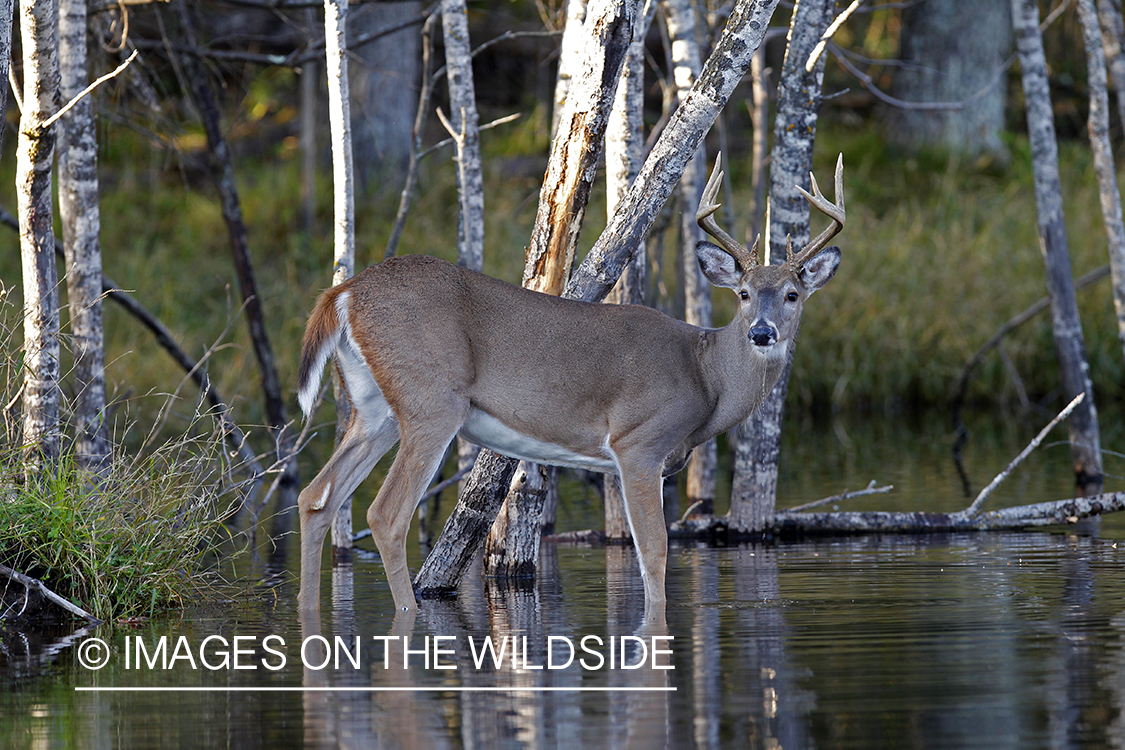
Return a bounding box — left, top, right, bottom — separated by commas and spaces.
799, 245, 841, 295
695, 241, 743, 289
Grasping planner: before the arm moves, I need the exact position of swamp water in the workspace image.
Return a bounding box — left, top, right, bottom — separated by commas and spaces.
3, 411, 1125, 749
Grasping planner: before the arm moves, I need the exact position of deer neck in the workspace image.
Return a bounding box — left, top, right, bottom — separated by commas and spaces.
699, 320, 791, 435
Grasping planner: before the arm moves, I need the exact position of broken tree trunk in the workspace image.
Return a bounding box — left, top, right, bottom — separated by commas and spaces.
1011, 0, 1104, 497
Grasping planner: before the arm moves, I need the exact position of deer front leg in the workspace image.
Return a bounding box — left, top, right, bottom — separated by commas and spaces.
614, 457, 669, 625
298, 416, 399, 613
366, 414, 464, 612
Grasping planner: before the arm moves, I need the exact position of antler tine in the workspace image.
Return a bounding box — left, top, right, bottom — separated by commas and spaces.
696, 152, 757, 270
788, 153, 845, 272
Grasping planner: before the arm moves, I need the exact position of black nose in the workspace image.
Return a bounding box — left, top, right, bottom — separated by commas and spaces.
749, 325, 775, 347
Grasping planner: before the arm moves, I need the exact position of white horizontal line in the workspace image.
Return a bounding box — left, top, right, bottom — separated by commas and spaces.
75, 686, 676, 693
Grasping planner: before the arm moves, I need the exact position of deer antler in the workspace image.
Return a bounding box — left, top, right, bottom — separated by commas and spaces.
787, 153, 845, 273
697, 152, 758, 271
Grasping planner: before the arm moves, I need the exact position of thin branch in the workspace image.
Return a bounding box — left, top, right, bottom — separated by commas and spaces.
962, 392, 1086, 516
806, 0, 863, 73
785, 480, 894, 512
41, 49, 138, 130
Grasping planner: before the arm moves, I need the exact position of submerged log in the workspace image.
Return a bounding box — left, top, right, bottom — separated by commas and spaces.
667, 492, 1125, 539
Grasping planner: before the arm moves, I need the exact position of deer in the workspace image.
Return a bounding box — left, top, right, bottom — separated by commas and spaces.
295, 154, 845, 623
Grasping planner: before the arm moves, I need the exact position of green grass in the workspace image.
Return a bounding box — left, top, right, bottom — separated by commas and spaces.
0, 292, 238, 622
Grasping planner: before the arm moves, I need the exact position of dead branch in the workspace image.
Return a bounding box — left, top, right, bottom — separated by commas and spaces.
963, 392, 1085, 516
784, 480, 894, 512
0, 564, 101, 623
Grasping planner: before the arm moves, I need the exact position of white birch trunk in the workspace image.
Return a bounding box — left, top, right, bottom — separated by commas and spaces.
1079, 0, 1125, 363
1011, 0, 1104, 497
18, 0, 62, 472
603, 0, 656, 539
551, 0, 589, 139
441, 0, 484, 272
0, 0, 12, 156
729, 0, 834, 534
59, 0, 110, 472
325, 0, 357, 548
661, 0, 715, 512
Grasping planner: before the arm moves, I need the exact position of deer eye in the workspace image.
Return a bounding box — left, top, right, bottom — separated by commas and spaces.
739, 290, 749, 300
786, 291, 799, 302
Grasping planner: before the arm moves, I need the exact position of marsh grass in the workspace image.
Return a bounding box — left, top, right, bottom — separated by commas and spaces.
0, 290, 240, 622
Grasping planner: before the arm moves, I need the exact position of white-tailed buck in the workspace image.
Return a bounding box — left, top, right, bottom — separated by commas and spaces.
296, 154, 845, 622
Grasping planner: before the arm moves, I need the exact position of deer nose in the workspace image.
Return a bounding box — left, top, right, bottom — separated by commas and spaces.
749, 325, 776, 347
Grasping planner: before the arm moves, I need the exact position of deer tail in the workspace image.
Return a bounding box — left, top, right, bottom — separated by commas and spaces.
296, 288, 346, 418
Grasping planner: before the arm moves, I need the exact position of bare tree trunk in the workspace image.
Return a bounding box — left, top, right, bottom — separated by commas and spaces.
1080, 0, 1125, 364
350, 1, 420, 190
603, 0, 656, 539
1011, 0, 1104, 497
58, 0, 110, 472
551, 0, 589, 139
0, 0, 12, 158
416, 0, 639, 593
18, 0, 61, 473
323, 0, 357, 549
441, 0, 484, 273
1096, 0, 1125, 132
416, 0, 782, 596
891, 0, 1010, 158
439, 0, 486, 493
484, 462, 547, 577
661, 0, 715, 514
748, 43, 769, 245
300, 8, 319, 245
729, 0, 833, 534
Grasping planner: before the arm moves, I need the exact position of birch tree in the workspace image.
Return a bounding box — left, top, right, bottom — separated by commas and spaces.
0, 0, 12, 158
441, 0, 484, 273
1011, 0, 1104, 497
325, 0, 357, 549
1096, 0, 1125, 131
552, 0, 590, 139
59, 0, 110, 472
1078, 0, 1125, 364
661, 0, 715, 514
415, 0, 783, 596
18, 0, 62, 471
729, 0, 835, 533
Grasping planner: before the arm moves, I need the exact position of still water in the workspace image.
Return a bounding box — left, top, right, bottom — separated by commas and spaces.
3, 412, 1125, 749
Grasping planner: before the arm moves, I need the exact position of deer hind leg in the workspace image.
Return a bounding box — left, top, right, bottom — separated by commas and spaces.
366, 398, 467, 613
612, 454, 669, 625
298, 412, 400, 613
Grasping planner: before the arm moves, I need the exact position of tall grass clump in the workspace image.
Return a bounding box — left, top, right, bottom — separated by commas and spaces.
0, 288, 240, 622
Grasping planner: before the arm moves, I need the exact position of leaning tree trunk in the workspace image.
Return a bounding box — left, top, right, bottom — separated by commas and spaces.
1011, 0, 1104, 497
602, 0, 656, 540
729, 0, 834, 534
484, 0, 638, 577
1079, 0, 1125, 363
323, 0, 357, 549
18, 0, 62, 473
59, 0, 110, 472
661, 0, 715, 514
414, 0, 782, 597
